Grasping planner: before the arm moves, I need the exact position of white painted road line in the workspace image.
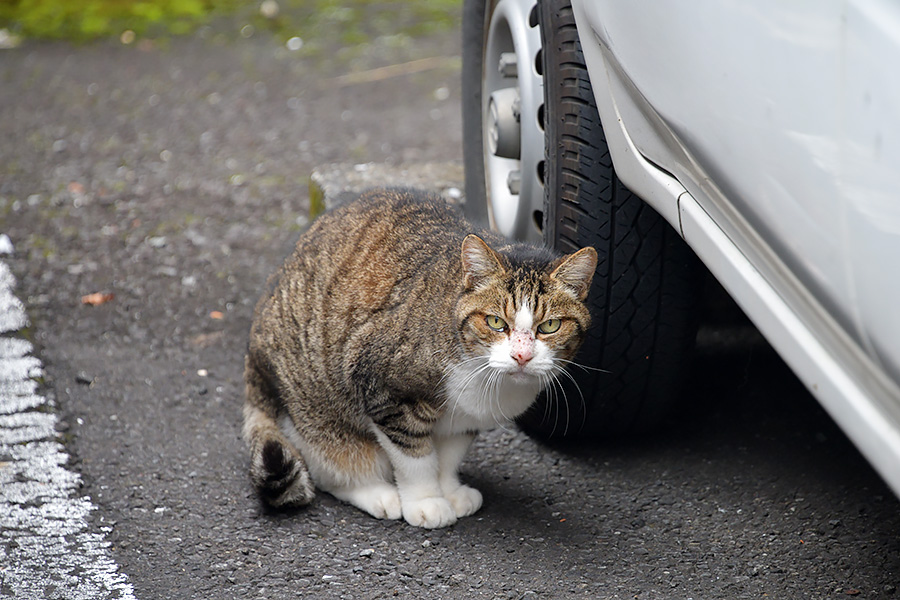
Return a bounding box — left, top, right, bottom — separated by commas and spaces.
0, 256, 136, 599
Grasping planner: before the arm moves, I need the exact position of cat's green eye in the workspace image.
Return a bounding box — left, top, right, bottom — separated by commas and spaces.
537, 319, 562, 334
485, 315, 508, 331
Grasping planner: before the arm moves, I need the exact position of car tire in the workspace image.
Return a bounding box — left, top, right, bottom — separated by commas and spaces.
462, 0, 701, 437
461, 0, 491, 228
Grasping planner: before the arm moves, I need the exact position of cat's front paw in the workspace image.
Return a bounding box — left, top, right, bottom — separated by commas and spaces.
335, 482, 402, 521
369, 487, 403, 520
402, 497, 457, 529
446, 484, 483, 518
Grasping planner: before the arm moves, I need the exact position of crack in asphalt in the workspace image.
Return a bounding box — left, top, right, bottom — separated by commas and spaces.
0, 255, 136, 600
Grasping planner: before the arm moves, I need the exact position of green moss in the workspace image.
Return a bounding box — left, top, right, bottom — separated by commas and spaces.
27, 234, 58, 260
16, 322, 36, 345
307, 176, 326, 221
0, 0, 229, 42
59, 225, 80, 240
0, 0, 461, 44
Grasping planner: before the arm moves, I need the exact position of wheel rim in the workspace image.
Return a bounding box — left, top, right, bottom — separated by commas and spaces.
482, 0, 544, 242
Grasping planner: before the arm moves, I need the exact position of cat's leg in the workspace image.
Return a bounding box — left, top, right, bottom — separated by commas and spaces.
278, 416, 402, 520
371, 428, 457, 528
434, 433, 483, 518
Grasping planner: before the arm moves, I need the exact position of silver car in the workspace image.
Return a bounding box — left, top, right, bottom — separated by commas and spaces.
461, 0, 900, 497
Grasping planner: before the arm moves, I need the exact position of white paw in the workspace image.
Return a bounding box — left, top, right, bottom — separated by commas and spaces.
334, 483, 402, 520
446, 484, 483, 518
370, 487, 402, 520
402, 497, 457, 529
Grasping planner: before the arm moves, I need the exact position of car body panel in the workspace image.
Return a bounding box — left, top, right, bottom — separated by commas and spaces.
571, 0, 900, 495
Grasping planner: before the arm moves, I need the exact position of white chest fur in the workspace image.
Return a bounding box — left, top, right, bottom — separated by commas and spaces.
437, 359, 544, 436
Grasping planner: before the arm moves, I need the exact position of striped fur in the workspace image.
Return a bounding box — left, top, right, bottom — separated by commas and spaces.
242, 188, 596, 526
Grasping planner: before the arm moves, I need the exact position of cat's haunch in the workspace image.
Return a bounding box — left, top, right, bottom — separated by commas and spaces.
243, 188, 596, 528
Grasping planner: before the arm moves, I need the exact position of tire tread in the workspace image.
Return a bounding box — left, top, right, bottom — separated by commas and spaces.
534, 0, 701, 436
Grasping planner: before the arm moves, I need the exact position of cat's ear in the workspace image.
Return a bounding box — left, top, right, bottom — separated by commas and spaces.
461, 235, 505, 290
551, 247, 598, 301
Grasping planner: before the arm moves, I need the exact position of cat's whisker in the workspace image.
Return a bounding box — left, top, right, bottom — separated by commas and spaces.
441, 358, 494, 432
551, 371, 573, 437
555, 365, 586, 410
533, 371, 554, 432
478, 369, 495, 426
552, 365, 590, 436
543, 371, 563, 437
439, 358, 492, 410
449, 354, 494, 369
486, 371, 503, 429
449, 380, 476, 431
436, 355, 491, 390
535, 373, 555, 433
460, 363, 494, 398
491, 373, 506, 422
495, 374, 516, 426
488, 371, 516, 432
555, 357, 611, 374
547, 371, 569, 433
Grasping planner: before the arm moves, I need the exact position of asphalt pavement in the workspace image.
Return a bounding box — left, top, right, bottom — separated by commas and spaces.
1, 24, 898, 600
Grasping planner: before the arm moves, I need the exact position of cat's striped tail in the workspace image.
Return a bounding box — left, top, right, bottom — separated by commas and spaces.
243, 357, 315, 507
243, 404, 315, 507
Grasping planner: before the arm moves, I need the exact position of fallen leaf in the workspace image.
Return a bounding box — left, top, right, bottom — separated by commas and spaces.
189, 331, 224, 347
209, 310, 224, 320
67, 181, 85, 195
81, 292, 114, 306
844, 590, 861, 596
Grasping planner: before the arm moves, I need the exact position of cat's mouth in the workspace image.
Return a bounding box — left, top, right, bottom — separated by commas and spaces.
506, 367, 539, 384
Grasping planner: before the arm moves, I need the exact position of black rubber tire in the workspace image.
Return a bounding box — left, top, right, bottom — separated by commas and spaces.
528, 0, 701, 438
461, 0, 490, 228
462, 0, 701, 438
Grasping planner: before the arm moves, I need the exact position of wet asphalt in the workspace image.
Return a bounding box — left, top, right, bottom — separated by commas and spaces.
1, 23, 899, 600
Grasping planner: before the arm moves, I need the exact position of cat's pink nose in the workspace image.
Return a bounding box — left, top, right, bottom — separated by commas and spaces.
509, 329, 534, 366
512, 350, 533, 366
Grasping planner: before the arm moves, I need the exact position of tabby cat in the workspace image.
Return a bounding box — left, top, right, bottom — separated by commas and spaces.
243, 188, 597, 528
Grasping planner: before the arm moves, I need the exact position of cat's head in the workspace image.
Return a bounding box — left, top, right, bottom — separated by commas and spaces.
456, 235, 597, 382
